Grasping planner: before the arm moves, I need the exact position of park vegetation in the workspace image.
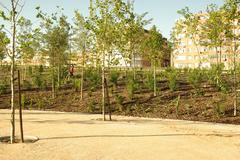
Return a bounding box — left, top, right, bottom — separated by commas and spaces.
0, 0, 240, 143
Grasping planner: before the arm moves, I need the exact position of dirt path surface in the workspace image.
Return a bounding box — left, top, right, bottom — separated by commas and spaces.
0, 110, 240, 160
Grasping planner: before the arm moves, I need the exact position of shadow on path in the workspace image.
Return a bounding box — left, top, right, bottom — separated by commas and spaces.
40, 133, 240, 141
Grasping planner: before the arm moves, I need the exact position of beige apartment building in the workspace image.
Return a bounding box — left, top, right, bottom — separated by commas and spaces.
172, 13, 240, 69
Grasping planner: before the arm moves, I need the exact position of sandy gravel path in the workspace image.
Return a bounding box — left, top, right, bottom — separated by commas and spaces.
0, 109, 240, 160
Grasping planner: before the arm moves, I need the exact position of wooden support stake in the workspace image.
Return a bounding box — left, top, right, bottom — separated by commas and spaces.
18, 70, 24, 143
104, 78, 111, 121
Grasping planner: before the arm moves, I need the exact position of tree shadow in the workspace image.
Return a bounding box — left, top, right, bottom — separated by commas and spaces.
40, 133, 196, 141
40, 133, 240, 141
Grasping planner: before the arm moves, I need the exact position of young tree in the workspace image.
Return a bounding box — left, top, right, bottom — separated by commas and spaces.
200, 4, 226, 64
177, 7, 203, 67
36, 7, 70, 98
87, 0, 131, 120
17, 17, 40, 80
0, 0, 25, 144
120, 1, 148, 79
222, 0, 240, 116
72, 11, 89, 101
141, 26, 164, 96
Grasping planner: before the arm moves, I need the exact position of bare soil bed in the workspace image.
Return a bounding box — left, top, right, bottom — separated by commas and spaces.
0, 110, 240, 160
1, 78, 240, 124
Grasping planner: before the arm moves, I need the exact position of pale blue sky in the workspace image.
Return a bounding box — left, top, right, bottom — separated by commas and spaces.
1, 0, 224, 39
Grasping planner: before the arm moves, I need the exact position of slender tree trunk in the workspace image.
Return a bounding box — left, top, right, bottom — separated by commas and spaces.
233, 37, 237, 117
219, 46, 222, 64
215, 47, 219, 65
10, 0, 16, 144
52, 68, 55, 99
153, 59, 157, 97
132, 52, 136, 80
18, 70, 24, 143
104, 78, 111, 121
193, 38, 201, 68
57, 65, 60, 87
80, 50, 85, 101
102, 51, 106, 121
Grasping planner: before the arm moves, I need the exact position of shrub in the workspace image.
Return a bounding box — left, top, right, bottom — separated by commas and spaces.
0, 77, 8, 94
0, 83, 7, 95
74, 79, 81, 92
214, 102, 225, 117
87, 100, 96, 113
144, 71, 154, 90
38, 65, 44, 73
187, 69, 204, 95
115, 94, 124, 105
207, 64, 229, 92
23, 80, 32, 90
33, 74, 43, 89
28, 66, 33, 76
86, 69, 101, 91
164, 68, 179, 91
110, 71, 120, 87
126, 77, 139, 100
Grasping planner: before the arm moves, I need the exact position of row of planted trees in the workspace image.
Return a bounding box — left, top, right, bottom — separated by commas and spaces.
171, 0, 240, 116
0, 0, 170, 143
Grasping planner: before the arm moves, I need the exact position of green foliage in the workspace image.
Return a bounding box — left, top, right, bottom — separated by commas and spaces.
126, 76, 139, 100
33, 66, 47, 90
164, 68, 179, 91
37, 98, 44, 110
21, 94, 25, 110
214, 93, 227, 117
87, 100, 96, 113
110, 71, 120, 86
0, 83, 7, 94
115, 94, 124, 105
0, 77, 8, 94
144, 71, 154, 90
33, 74, 43, 89
23, 80, 32, 90
207, 64, 229, 92
38, 65, 44, 73
187, 69, 204, 95
28, 66, 33, 76
74, 79, 81, 92
86, 69, 101, 91
0, 29, 9, 63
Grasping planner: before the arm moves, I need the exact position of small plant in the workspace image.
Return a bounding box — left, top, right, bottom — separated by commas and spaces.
33, 74, 43, 89
207, 64, 229, 93
126, 77, 139, 100
37, 98, 44, 110
144, 71, 154, 90
86, 70, 101, 91
38, 65, 44, 73
0, 78, 8, 95
23, 80, 32, 90
87, 100, 96, 113
187, 69, 204, 95
110, 71, 120, 89
115, 94, 124, 105
214, 102, 225, 117
164, 68, 179, 91
0, 83, 7, 95
28, 66, 33, 76
74, 79, 81, 92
